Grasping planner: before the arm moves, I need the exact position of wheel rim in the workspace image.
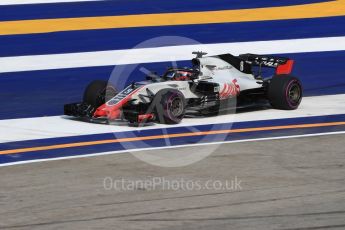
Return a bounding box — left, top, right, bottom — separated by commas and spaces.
287, 82, 301, 106
169, 97, 184, 117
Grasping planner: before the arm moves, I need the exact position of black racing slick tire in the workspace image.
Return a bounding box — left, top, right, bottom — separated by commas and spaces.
154, 89, 186, 124
83, 80, 117, 108
268, 74, 303, 110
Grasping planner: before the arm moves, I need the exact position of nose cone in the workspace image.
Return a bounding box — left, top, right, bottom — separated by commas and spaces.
93, 104, 121, 120
93, 105, 107, 118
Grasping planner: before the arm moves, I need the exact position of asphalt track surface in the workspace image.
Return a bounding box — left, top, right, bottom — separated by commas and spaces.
1, 134, 345, 230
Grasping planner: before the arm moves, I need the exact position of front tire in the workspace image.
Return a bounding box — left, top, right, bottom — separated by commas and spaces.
154, 89, 186, 124
268, 75, 303, 110
83, 80, 117, 108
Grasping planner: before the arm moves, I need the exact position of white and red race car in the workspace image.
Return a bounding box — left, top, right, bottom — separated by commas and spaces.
64, 52, 302, 124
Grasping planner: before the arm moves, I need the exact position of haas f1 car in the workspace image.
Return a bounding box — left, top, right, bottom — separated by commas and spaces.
64, 52, 302, 124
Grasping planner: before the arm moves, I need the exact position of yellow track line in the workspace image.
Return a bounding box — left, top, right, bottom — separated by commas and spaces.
0, 0, 345, 35
1, 121, 345, 155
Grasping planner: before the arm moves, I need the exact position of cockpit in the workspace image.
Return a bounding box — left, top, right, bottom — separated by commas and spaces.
162, 68, 197, 81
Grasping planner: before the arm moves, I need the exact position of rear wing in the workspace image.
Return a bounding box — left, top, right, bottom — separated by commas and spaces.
238, 53, 294, 75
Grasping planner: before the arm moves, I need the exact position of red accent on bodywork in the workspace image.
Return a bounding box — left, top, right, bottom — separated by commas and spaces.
94, 103, 122, 120
219, 79, 240, 100
219, 83, 228, 98
232, 79, 240, 94
138, 114, 155, 123
276, 60, 294, 75
93, 87, 142, 120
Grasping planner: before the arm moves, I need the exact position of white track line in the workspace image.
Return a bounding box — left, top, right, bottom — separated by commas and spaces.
0, 0, 104, 5
1, 131, 344, 167
1, 36, 345, 73
0, 94, 344, 143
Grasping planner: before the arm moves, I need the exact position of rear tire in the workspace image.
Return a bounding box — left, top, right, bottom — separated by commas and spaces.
154, 89, 186, 124
268, 75, 302, 110
83, 80, 117, 108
